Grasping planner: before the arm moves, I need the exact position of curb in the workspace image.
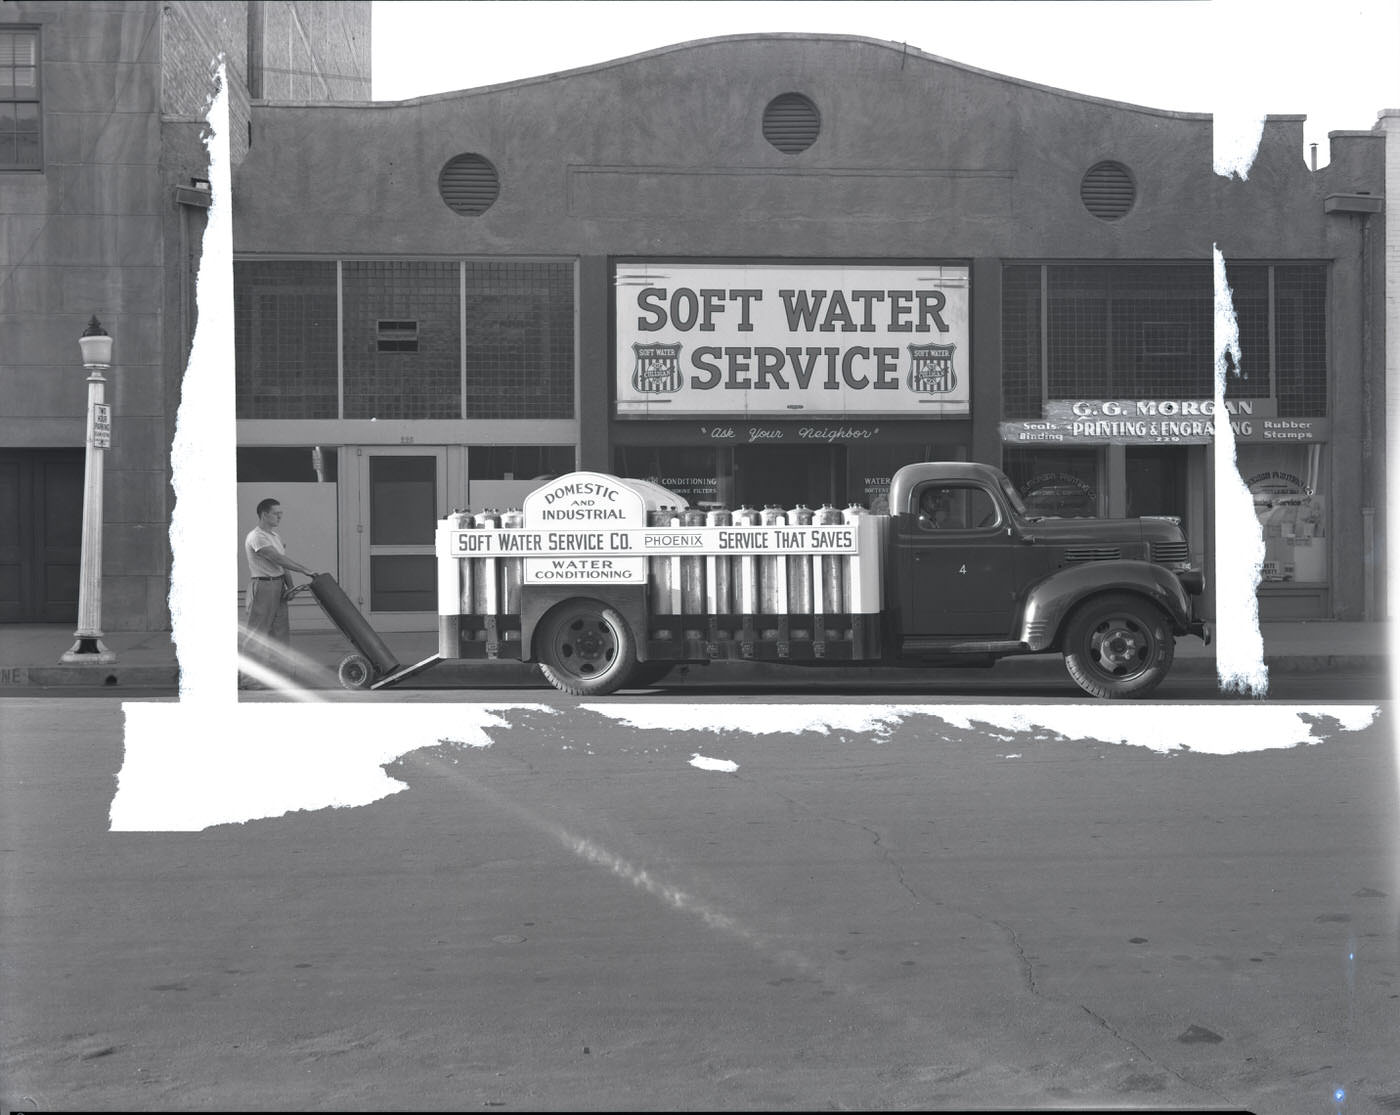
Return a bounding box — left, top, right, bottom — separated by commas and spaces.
2, 654, 1387, 692
15, 665, 182, 689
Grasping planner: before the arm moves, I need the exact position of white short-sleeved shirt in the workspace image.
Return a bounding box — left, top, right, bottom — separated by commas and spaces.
244, 526, 286, 577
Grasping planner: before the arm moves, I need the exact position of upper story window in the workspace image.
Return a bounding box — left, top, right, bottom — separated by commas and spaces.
0, 28, 40, 170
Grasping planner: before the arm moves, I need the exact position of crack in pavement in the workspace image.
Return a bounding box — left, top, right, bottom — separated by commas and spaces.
745, 777, 1231, 1105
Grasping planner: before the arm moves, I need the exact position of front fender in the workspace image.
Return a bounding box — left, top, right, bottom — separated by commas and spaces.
1018, 561, 1194, 651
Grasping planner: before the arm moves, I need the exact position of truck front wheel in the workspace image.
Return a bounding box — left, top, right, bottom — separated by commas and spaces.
1062, 593, 1174, 699
536, 600, 637, 696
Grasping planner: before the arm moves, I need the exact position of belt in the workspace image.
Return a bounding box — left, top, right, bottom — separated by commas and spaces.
250, 575, 282, 580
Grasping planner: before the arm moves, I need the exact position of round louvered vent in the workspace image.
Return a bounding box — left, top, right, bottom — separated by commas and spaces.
1080, 161, 1135, 220
439, 153, 500, 215
763, 92, 821, 154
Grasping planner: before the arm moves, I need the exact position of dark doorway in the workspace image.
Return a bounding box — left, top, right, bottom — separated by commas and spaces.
733, 445, 845, 509
1125, 446, 1188, 521
0, 450, 85, 622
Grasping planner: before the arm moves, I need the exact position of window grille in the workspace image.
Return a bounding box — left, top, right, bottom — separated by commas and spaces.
1004, 262, 1326, 417
0, 29, 41, 169
1046, 266, 1111, 398
1222, 263, 1272, 400
1001, 265, 1042, 419
1043, 265, 1211, 399
1274, 265, 1327, 416
234, 261, 339, 419
344, 262, 460, 419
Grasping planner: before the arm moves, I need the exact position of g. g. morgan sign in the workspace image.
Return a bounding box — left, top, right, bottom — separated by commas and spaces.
615, 263, 971, 418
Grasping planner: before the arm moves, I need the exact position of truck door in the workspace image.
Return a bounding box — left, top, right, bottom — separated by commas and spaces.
898, 480, 1020, 636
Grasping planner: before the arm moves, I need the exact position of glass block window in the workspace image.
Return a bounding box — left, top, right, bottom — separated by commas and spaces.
0, 29, 40, 170
344, 261, 460, 419
463, 261, 574, 420
1047, 264, 1213, 399
1001, 265, 1042, 419
1274, 265, 1327, 417
1222, 263, 1272, 400
1003, 262, 1326, 419
234, 261, 339, 419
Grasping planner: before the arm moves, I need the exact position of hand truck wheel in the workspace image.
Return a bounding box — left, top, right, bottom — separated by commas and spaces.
337, 652, 374, 690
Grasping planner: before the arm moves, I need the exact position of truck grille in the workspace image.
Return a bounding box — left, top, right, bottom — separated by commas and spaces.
1152, 541, 1190, 564
1065, 546, 1121, 563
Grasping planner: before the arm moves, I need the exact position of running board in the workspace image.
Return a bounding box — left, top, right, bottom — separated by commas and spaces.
900, 638, 1027, 656
369, 654, 443, 690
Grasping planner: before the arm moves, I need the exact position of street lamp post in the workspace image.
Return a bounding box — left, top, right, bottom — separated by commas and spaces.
61, 316, 116, 664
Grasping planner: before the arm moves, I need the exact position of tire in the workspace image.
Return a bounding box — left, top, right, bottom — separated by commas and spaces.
536, 600, 637, 696
1062, 593, 1174, 699
627, 661, 674, 689
337, 652, 374, 690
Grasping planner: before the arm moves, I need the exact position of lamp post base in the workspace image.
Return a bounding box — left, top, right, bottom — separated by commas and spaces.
61, 636, 117, 664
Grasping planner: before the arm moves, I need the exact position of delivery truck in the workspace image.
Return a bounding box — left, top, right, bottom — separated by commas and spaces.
340, 462, 1208, 699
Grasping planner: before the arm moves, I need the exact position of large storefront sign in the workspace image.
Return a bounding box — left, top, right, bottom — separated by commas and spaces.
615, 263, 971, 418
1000, 399, 1326, 445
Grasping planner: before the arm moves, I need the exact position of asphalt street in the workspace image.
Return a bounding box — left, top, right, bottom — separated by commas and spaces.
1, 694, 1396, 1112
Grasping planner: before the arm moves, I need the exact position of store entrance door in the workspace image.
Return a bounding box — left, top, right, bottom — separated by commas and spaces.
1125, 446, 1188, 521
341, 448, 456, 632
733, 446, 844, 509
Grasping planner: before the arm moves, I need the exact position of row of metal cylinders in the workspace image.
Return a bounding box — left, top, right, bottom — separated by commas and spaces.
445, 504, 869, 634
648, 504, 867, 640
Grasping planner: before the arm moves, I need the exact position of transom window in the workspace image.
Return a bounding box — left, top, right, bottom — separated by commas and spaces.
0, 28, 40, 170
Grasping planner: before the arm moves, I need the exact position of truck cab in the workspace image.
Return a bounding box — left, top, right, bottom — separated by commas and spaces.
888, 461, 1208, 696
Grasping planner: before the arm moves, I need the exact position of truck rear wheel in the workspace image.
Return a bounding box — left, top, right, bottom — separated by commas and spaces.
536, 600, 637, 696
1062, 593, 1174, 699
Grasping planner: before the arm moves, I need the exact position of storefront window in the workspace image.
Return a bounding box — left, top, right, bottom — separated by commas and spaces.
1238, 444, 1327, 583
466, 445, 573, 510
470, 445, 575, 480
236, 446, 338, 483
1003, 448, 1101, 518
614, 446, 727, 507
846, 444, 953, 513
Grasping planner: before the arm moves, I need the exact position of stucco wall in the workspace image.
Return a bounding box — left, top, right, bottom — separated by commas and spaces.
260, 1, 371, 102
234, 34, 1368, 262
0, 1, 171, 627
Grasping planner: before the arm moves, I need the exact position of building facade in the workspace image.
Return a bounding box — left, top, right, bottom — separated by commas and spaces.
0, 1, 368, 629
230, 35, 1386, 635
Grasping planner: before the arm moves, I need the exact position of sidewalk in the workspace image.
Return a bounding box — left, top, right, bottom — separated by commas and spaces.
0, 619, 1391, 692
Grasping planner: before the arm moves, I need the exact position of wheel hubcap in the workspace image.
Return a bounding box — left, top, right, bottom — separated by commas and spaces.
1091, 618, 1150, 676
556, 615, 616, 678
